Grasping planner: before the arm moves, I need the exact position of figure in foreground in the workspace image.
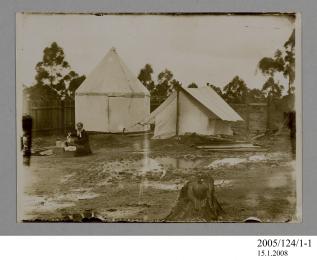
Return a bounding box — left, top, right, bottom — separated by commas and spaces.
166, 173, 224, 222
65, 122, 92, 156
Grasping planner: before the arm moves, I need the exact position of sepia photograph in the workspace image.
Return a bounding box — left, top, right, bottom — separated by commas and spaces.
16, 13, 301, 223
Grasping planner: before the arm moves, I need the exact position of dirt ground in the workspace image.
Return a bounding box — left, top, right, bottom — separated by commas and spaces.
18, 131, 299, 223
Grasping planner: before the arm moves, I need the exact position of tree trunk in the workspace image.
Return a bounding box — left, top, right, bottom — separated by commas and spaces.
165, 177, 224, 222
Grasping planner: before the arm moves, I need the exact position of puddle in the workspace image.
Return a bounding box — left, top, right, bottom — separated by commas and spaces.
139, 178, 233, 192
95, 153, 286, 179
206, 153, 294, 170
95, 156, 207, 179
156, 157, 206, 169
214, 179, 234, 187
140, 158, 163, 174
21, 188, 99, 220
119, 152, 291, 172
22, 195, 75, 215
56, 189, 99, 200
71, 192, 99, 200
142, 180, 182, 191
207, 158, 247, 169
248, 154, 267, 162
248, 153, 289, 162
101, 207, 144, 219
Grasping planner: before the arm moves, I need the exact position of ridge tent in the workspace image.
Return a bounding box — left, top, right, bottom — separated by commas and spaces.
75, 48, 150, 133
145, 86, 243, 139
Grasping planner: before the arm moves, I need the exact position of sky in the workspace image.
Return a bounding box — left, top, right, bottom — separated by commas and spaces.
16, 14, 295, 91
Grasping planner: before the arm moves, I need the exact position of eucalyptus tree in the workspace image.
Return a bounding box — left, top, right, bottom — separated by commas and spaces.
223, 76, 248, 103
34, 42, 84, 99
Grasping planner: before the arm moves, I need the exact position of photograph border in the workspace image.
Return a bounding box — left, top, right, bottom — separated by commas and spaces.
0, 0, 315, 235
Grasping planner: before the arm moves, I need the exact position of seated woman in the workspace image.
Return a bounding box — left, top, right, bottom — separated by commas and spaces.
66, 122, 92, 156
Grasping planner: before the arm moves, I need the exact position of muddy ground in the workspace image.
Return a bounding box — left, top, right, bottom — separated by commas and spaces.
18, 132, 298, 223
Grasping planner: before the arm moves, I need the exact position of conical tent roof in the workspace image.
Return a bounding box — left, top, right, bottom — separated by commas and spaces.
76, 48, 150, 97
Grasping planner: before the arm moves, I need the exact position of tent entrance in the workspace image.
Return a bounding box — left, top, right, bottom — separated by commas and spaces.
108, 97, 127, 133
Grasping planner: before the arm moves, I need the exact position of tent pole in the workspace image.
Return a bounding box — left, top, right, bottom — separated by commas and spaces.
176, 87, 180, 136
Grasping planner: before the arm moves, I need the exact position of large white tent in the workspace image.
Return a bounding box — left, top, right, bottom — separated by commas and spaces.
75, 48, 150, 133
146, 86, 243, 139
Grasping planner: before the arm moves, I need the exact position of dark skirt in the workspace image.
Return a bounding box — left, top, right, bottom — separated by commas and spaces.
74, 144, 92, 156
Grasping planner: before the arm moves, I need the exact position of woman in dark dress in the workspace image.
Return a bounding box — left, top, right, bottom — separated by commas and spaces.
67, 122, 92, 156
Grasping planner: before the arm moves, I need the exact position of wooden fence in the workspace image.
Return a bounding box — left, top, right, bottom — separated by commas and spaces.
27, 99, 75, 134
25, 95, 291, 136
230, 103, 268, 136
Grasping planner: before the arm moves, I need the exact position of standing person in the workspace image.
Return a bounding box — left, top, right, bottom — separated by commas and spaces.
21, 115, 33, 166
287, 111, 296, 158
67, 122, 92, 156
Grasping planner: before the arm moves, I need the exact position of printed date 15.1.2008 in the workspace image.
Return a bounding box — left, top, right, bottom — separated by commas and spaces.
257, 249, 288, 257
